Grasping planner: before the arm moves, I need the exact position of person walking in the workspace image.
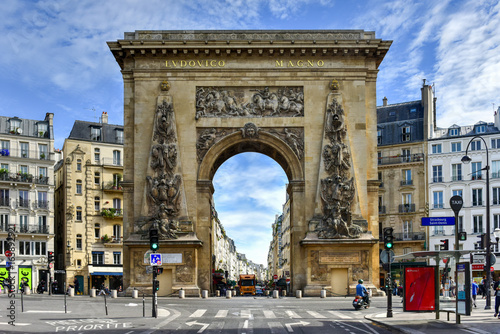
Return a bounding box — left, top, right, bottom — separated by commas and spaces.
481, 275, 487, 299
494, 277, 500, 318
472, 280, 478, 308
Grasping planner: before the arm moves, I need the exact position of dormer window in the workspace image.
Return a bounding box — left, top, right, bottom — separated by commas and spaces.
401, 126, 411, 142
410, 108, 416, 113
389, 111, 396, 117
475, 125, 486, 134
91, 127, 101, 141
37, 123, 48, 137
449, 128, 459, 136
115, 129, 123, 144
377, 130, 382, 145
9, 119, 21, 134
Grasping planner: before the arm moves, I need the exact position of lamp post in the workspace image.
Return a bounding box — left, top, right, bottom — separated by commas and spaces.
462, 135, 491, 309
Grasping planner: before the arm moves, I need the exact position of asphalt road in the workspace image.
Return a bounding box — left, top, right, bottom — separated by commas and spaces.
0, 293, 396, 333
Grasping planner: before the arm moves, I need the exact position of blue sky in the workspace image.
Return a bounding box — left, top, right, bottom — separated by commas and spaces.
1, 0, 499, 265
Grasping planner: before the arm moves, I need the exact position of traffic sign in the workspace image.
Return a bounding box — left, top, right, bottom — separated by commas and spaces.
49, 263, 54, 268
450, 195, 463, 213
273, 274, 278, 279
380, 249, 395, 264
421, 217, 455, 226
4, 250, 12, 257
150, 253, 162, 266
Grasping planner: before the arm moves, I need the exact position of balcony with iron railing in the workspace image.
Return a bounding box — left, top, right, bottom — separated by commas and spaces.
6, 224, 50, 234
0, 197, 10, 207
471, 173, 483, 180
399, 203, 416, 213
0, 148, 50, 160
17, 199, 30, 208
36, 200, 50, 210
378, 153, 425, 166
0, 172, 50, 185
400, 179, 413, 186
101, 208, 123, 219
100, 158, 123, 167
103, 181, 123, 192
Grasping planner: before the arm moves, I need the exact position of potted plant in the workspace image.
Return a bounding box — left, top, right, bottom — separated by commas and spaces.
39, 131, 45, 137
40, 153, 46, 159
101, 234, 112, 243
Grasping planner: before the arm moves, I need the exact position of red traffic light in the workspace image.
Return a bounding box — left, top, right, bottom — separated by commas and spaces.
439, 239, 449, 250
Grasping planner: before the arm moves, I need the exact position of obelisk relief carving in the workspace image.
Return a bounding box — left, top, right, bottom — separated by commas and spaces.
314, 80, 365, 239
138, 82, 188, 239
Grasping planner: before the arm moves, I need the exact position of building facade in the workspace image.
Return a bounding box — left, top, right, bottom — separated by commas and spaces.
54, 112, 124, 294
0, 113, 55, 291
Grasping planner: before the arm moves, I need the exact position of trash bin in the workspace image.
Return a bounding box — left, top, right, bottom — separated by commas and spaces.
132, 289, 139, 298
111, 290, 117, 298
90, 288, 96, 297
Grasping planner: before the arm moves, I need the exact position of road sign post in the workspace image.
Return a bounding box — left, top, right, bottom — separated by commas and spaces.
450, 195, 463, 323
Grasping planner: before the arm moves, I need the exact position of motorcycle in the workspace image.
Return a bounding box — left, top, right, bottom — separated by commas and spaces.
352, 296, 370, 310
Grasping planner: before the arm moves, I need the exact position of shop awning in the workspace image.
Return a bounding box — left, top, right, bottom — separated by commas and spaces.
92, 272, 123, 276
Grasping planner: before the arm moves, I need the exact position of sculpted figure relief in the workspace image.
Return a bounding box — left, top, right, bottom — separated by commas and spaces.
316, 97, 362, 239
195, 87, 304, 119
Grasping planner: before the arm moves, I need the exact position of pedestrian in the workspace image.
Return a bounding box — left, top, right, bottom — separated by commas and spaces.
482, 275, 487, 299
494, 277, 500, 318
472, 280, 478, 308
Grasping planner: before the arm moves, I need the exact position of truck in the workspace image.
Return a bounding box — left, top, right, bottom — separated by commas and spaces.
238, 274, 256, 296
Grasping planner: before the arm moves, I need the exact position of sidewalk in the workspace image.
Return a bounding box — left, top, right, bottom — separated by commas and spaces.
366, 299, 498, 334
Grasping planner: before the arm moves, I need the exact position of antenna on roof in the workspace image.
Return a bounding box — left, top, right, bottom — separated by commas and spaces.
86, 107, 98, 122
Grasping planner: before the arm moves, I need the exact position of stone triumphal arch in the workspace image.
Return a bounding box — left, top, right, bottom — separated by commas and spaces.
108, 30, 391, 296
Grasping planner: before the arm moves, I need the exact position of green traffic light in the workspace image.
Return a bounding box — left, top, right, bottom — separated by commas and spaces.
385, 242, 393, 249
151, 243, 159, 250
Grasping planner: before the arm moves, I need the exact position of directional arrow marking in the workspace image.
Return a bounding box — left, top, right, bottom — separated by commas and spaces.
186, 321, 210, 333
285, 321, 309, 332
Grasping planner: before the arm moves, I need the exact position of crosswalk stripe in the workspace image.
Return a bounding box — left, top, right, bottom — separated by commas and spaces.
263, 310, 276, 318
189, 309, 207, 317
215, 309, 228, 318
328, 311, 351, 319
307, 310, 326, 318
241, 309, 252, 319
285, 310, 301, 318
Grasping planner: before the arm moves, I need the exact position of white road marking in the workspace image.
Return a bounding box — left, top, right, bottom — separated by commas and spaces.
285, 321, 310, 333
243, 320, 249, 328
307, 310, 326, 318
190, 309, 207, 317
215, 309, 228, 318
241, 309, 253, 319
264, 310, 276, 318
186, 320, 209, 333
328, 311, 351, 319
285, 310, 301, 319
0, 322, 31, 326
25, 310, 71, 313
268, 321, 287, 334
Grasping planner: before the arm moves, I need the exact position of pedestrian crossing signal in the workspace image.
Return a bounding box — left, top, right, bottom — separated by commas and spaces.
440, 239, 449, 251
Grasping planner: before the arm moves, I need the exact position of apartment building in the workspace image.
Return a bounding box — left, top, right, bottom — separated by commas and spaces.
0, 113, 55, 291
54, 112, 124, 294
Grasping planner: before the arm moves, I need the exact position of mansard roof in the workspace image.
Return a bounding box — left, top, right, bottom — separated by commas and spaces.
68, 120, 123, 145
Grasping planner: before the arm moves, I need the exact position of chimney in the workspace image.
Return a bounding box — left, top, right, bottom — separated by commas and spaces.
101, 111, 108, 124
383, 97, 388, 106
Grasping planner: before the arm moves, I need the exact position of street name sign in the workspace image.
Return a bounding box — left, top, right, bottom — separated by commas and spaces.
421, 217, 455, 226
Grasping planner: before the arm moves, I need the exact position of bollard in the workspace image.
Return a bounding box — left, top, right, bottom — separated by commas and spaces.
132, 289, 139, 299
296, 290, 302, 298
320, 289, 327, 298
265, 290, 270, 296
273, 290, 279, 299
25, 287, 31, 295
282, 290, 286, 297
179, 289, 185, 299
68, 287, 74, 297
90, 288, 96, 297
111, 290, 117, 298
201, 290, 208, 298
216, 290, 220, 297
226, 290, 232, 299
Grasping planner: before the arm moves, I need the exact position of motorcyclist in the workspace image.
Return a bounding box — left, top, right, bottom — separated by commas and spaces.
356, 279, 370, 305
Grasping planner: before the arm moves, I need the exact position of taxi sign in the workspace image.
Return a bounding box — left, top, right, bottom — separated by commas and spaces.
150, 253, 162, 266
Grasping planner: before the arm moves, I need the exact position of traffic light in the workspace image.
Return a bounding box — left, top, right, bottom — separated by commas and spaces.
439, 239, 449, 251
150, 228, 159, 251
153, 279, 159, 292
155, 267, 164, 275
48, 251, 54, 263
477, 233, 486, 249
383, 227, 394, 250
458, 231, 467, 241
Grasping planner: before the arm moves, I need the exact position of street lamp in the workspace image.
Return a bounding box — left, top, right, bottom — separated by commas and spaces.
462, 135, 491, 310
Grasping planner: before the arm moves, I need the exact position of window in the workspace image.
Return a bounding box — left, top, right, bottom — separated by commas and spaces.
473, 215, 483, 233
432, 144, 442, 154
20, 142, 29, 158
38, 144, 48, 160
492, 138, 500, 149
389, 111, 396, 116
453, 189, 463, 197
76, 234, 82, 250
34, 241, 46, 255
116, 130, 124, 144
472, 162, 482, 180
95, 223, 100, 238
495, 214, 500, 230
113, 252, 121, 265
434, 226, 444, 235
94, 196, 100, 211
37, 123, 48, 137
76, 180, 82, 194
492, 160, 500, 178
432, 165, 443, 182
39, 167, 47, 179
1, 140, 9, 150
377, 130, 382, 145
94, 172, 100, 185
494, 188, 500, 205
0, 214, 9, 232
19, 165, 28, 175
19, 241, 31, 255
377, 151, 382, 165
91, 127, 101, 141
19, 215, 28, 232
476, 125, 486, 133
451, 164, 462, 181
94, 148, 100, 163
76, 206, 82, 221
472, 188, 483, 206
9, 119, 21, 132
0, 189, 9, 207
401, 126, 411, 142
449, 128, 459, 136
402, 169, 412, 185
113, 198, 121, 210
471, 140, 482, 151
451, 142, 461, 152
1, 163, 8, 172
378, 196, 385, 213
410, 108, 416, 113
113, 150, 121, 166
0, 240, 9, 254
433, 191, 443, 209
401, 149, 411, 162
403, 193, 412, 205
92, 251, 104, 265
38, 216, 47, 233
76, 159, 82, 171
38, 191, 48, 209
113, 224, 121, 239
403, 220, 412, 239
19, 190, 29, 208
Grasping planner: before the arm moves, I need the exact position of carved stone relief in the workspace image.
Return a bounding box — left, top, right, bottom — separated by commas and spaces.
316, 97, 362, 239
196, 124, 304, 163
176, 251, 194, 283
195, 87, 304, 119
